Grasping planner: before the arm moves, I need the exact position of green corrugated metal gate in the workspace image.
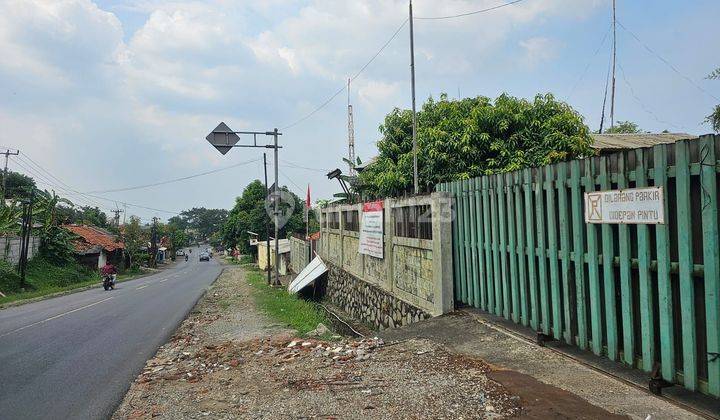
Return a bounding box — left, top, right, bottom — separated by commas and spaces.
436, 135, 720, 398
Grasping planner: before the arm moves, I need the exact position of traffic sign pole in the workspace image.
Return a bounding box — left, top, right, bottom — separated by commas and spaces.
206, 123, 283, 286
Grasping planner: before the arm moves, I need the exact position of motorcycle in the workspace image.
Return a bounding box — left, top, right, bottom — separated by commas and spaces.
185, 255, 189, 262
103, 274, 116, 291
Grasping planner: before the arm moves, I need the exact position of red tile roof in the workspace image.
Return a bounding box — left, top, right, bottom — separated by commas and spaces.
309, 231, 320, 241
63, 225, 124, 252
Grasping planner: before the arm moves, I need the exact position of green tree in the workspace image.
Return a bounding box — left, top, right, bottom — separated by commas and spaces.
3, 171, 36, 201
173, 207, 228, 241
222, 180, 315, 253
707, 67, 720, 132
123, 216, 146, 268
167, 215, 188, 230
604, 120, 642, 134
165, 224, 188, 256
357, 93, 593, 198
80, 206, 108, 227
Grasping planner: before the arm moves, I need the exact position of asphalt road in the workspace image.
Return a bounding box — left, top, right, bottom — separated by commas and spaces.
0, 247, 222, 419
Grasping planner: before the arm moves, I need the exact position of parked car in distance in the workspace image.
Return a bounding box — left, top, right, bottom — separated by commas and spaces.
176, 249, 185, 256
199, 252, 210, 262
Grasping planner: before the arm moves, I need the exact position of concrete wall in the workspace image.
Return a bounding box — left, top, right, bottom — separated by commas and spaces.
97, 250, 107, 269
318, 192, 453, 328
258, 240, 290, 275
289, 236, 310, 274
1, 235, 39, 265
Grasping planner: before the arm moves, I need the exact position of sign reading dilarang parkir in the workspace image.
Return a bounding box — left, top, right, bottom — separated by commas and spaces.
584, 187, 665, 224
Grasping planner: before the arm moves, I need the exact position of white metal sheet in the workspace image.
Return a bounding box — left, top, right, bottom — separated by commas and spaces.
288, 255, 327, 294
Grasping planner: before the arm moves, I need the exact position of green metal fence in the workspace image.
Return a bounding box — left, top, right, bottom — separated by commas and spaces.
436, 135, 720, 398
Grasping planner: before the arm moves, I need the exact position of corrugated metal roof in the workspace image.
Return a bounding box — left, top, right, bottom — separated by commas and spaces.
590, 133, 698, 150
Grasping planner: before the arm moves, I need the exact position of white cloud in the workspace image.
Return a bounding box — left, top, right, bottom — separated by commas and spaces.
0, 0, 125, 88
2, 0, 623, 215
357, 80, 402, 110
518, 37, 562, 66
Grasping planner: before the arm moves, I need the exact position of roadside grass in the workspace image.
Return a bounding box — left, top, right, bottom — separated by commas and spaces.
224, 255, 255, 266
0, 258, 147, 306
244, 266, 330, 336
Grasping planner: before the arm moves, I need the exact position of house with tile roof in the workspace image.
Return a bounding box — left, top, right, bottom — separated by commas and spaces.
63, 224, 125, 270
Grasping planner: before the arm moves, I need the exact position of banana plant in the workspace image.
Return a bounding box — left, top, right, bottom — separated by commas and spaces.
32, 189, 73, 234
0, 203, 22, 235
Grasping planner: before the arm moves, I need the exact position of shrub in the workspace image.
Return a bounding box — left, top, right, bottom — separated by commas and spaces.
0, 260, 21, 294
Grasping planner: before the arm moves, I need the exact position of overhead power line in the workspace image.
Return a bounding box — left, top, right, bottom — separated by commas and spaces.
568, 24, 612, 99
617, 63, 686, 131
17, 154, 108, 209
281, 159, 327, 173
13, 157, 110, 210
15, 152, 180, 216
82, 192, 181, 215
617, 20, 720, 103
280, 18, 409, 131
414, 0, 527, 20
279, 0, 529, 131
84, 158, 259, 194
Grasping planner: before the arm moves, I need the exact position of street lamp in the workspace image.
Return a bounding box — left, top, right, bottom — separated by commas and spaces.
206, 122, 283, 286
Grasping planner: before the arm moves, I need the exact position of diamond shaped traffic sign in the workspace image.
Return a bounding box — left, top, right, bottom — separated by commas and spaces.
206, 122, 239, 155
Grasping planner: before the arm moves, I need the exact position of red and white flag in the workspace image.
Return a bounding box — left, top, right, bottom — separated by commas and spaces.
306, 184, 311, 209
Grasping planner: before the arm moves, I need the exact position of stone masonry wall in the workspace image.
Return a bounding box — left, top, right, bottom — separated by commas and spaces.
316, 192, 453, 330
326, 263, 431, 330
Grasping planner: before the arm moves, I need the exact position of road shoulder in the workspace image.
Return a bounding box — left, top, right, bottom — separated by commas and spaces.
113, 266, 526, 419
379, 310, 704, 419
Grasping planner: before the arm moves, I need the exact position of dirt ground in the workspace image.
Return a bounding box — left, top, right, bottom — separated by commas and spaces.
113, 266, 626, 419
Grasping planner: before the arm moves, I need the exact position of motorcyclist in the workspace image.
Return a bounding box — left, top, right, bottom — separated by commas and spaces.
101, 262, 117, 284
185, 254, 189, 262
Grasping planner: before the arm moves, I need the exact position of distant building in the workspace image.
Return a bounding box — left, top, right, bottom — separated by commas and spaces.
63, 224, 125, 270
590, 133, 698, 154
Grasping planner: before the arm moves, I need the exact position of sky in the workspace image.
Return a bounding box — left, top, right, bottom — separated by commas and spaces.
2, 0, 719, 223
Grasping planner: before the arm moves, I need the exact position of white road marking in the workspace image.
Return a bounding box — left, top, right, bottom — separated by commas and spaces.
159, 279, 168, 283
136, 285, 149, 290
0, 297, 114, 338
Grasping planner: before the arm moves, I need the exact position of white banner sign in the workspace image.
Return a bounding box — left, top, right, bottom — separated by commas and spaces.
584, 187, 665, 224
358, 201, 384, 258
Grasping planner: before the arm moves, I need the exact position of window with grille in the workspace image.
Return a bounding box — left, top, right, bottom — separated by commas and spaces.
343, 210, 359, 231
328, 211, 340, 229
393, 204, 432, 239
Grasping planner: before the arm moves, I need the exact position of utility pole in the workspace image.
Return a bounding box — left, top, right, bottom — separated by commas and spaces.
347, 78, 356, 176
112, 208, 123, 227
150, 217, 158, 268
409, 0, 419, 195
263, 153, 271, 286
18, 190, 34, 288
610, 0, 617, 129
1, 149, 19, 205
272, 128, 280, 286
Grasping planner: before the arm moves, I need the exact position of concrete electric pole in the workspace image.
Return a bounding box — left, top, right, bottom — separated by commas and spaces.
409, 0, 419, 195
1, 149, 19, 205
